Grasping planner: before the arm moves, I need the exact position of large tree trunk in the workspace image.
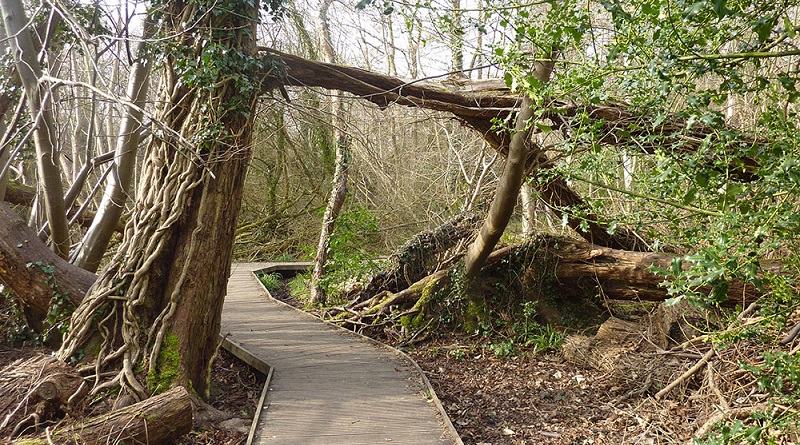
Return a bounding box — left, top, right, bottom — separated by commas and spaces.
0, 203, 95, 334
1, 0, 69, 258
56, 0, 261, 402
70, 18, 155, 273
309, 0, 351, 304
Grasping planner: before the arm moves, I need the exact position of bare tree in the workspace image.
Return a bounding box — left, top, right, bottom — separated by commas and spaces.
71, 18, 155, 272
1, 0, 69, 258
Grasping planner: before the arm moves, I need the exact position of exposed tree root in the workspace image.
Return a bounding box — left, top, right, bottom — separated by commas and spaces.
321, 235, 773, 342
359, 212, 479, 299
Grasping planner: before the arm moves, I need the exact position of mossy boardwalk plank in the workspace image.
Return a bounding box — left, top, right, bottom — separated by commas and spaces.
221, 263, 457, 445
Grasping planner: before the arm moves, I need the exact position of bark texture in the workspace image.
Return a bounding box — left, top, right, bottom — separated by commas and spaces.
464, 56, 555, 280
0, 203, 95, 333
1, 0, 70, 258
57, 1, 261, 401
463, 93, 536, 279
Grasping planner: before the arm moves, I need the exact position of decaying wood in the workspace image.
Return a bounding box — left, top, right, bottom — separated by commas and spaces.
2, 180, 125, 234
47, 386, 192, 445
0, 355, 86, 439
12, 386, 193, 445
561, 317, 685, 396
360, 212, 480, 299
2, 181, 34, 206
0, 204, 96, 334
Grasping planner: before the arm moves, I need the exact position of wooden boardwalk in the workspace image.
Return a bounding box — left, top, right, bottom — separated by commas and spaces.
220, 262, 460, 445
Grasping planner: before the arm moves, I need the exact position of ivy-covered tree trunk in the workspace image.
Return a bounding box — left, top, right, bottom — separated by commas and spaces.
309, 0, 351, 304
56, 0, 262, 402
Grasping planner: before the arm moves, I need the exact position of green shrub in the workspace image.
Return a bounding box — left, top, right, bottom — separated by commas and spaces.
258, 272, 282, 291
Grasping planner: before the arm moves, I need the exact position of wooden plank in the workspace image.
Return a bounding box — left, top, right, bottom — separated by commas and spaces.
221, 262, 460, 445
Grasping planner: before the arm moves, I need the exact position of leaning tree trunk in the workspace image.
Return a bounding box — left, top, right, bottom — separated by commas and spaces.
56, 0, 262, 402
463, 57, 555, 280
71, 18, 155, 273
1, 0, 69, 258
309, 0, 351, 304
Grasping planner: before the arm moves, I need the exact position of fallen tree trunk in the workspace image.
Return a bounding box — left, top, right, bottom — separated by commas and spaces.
261, 49, 645, 251
330, 235, 769, 335
0, 203, 95, 334
491, 237, 768, 305
11, 386, 192, 445
262, 48, 761, 251
2, 180, 125, 234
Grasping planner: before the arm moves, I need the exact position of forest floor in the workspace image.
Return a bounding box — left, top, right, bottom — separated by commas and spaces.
1, 282, 686, 445
267, 281, 678, 445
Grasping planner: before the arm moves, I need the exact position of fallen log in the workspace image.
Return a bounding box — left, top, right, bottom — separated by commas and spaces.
262, 48, 762, 251
2, 180, 125, 233
329, 235, 771, 335
0, 203, 96, 334
263, 49, 648, 251
11, 386, 193, 445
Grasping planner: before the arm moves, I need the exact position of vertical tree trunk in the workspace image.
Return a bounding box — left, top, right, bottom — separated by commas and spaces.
1, 0, 70, 258
57, 0, 261, 401
71, 19, 154, 273
309, 0, 351, 305
450, 0, 463, 73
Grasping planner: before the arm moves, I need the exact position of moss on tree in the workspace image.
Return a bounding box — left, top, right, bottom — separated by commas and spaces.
147, 332, 181, 394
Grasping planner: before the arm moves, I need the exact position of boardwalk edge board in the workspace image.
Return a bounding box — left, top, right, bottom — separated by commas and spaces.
246, 367, 274, 445
218, 334, 274, 445
251, 262, 465, 445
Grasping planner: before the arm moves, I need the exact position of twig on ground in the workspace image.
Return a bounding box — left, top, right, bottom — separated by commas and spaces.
688, 405, 764, 444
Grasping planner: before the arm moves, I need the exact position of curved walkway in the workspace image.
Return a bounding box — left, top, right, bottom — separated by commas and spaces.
220, 262, 460, 445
